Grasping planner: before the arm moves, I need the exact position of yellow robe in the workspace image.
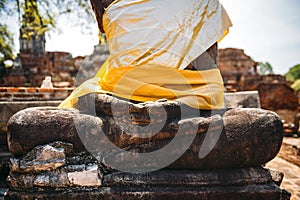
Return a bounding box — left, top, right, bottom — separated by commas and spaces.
59, 0, 232, 109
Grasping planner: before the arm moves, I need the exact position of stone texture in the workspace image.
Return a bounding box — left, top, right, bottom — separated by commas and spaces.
78, 93, 197, 123
224, 91, 261, 108
277, 137, 300, 167
9, 142, 68, 173
7, 142, 103, 190
79, 94, 283, 169
267, 155, 300, 200
7, 107, 86, 157
103, 167, 273, 187
75, 44, 109, 85
0, 101, 61, 146
258, 83, 299, 134
5, 186, 289, 200
218, 48, 298, 135
258, 83, 298, 111
173, 108, 283, 169
5, 167, 289, 200
242, 74, 288, 91
68, 164, 101, 186
218, 48, 258, 85
185, 43, 218, 70
4, 94, 288, 199
7, 168, 70, 189
269, 169, 284, 186
8, 96, 283, 170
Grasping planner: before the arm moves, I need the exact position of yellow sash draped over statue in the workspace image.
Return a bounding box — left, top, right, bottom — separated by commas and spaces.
59, 0, 232, 109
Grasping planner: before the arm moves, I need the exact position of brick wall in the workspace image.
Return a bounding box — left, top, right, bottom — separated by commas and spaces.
0, 87, 73, 149
0, 87, 73, 102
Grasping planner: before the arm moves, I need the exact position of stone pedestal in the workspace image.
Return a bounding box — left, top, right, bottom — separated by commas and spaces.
4, 94, 290, 199
5, 167, 290, 200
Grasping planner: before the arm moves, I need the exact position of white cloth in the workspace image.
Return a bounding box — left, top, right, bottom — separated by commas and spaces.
103, 0, 232, 70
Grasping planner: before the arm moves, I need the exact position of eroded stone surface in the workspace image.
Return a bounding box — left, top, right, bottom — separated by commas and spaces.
103, 167, 273, 187
7, 142, 103, 189
68, 164, 101, 186
4, 94, 287, 199
269, 169, 284, 186
5, 167, 290, 200
7, 107, 87, 157
8, 168, 70, 189
277, 138, 300, 167
7, 98, 284, 170
78, 93, 218, 125
5, 154, 290, 199
10, 142, 67, 173
224, 91, 261, 108
258, 83, 299, 133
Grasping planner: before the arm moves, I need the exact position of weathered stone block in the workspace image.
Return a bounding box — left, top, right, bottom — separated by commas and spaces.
7, 142, 103, 190
9, 142, 69, 173
7, 96, 283, 170
7, 107, 86, 157
5, 167, 290, 200
258, 83, 299, 133
224, 91, 261, 108
0, 101, 62, 147
68, 165, 101, 187
103, 167, 273, 187
7, 168, 70, 189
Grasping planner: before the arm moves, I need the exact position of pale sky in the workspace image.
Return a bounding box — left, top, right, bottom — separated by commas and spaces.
44, 0, 300, 75
219, 0, 300, 74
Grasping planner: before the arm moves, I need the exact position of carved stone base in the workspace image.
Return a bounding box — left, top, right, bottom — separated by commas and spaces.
7, 106, 283, 170
5, 94, 288, 199
5, 168, 290, 200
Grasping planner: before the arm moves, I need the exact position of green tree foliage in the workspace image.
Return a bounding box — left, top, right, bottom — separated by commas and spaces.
291, 79, 300, 92
285, 64, 300, 82
257, 62, 274, 75
0, 24, 14, 63
0, 0, 94, 28
20, 0, 51, 39
0, 24, 15, 82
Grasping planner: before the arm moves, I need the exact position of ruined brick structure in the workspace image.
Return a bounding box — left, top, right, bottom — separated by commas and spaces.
4, 51, 76, 87
218, 48, 258, 91
48, 51, 76, 87
2, 4, 77, 88
219, 48, 299, 135
2, 43, 110, 88
17, 6, 50, 87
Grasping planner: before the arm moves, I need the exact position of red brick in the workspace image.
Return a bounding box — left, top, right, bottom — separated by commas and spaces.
25, 87, 37, 93
0, 87, 7, 92
38, 88, 54, 93
6, 87, 20, 92
17, 87, 27, 92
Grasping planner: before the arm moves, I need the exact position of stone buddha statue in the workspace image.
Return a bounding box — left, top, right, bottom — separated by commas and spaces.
5, 0, 288, 199
7, 0, 283, 180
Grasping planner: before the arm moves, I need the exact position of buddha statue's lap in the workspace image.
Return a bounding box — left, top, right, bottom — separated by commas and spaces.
7, 93, 283, 170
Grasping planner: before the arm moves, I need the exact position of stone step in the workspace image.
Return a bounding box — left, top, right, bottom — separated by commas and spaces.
5, 184, 288, 200
5, 160, 291, 199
